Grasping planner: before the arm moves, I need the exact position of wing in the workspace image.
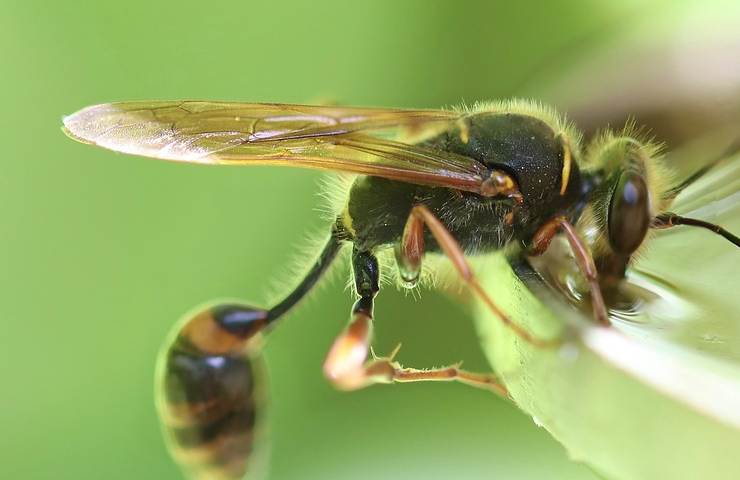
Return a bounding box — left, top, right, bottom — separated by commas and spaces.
62, 101, 490, 192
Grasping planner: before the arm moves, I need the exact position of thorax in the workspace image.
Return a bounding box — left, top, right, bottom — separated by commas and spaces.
338, 111, 587, 253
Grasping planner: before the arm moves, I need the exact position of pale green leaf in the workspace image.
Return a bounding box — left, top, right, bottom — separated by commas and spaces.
476, 152, 740, 480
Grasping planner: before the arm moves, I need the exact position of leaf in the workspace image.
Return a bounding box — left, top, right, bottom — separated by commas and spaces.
475, 152, 740, 479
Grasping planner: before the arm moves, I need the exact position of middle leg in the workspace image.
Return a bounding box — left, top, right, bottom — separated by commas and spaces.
402, 204, 559, 347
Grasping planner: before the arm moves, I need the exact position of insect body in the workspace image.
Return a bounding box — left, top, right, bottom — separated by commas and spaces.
63, 99, 739, 478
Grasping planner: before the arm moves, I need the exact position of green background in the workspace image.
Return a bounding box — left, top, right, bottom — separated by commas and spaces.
2, 1, 736, 479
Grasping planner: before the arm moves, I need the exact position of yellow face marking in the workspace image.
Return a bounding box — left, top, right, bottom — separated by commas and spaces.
559, 133, 572, 195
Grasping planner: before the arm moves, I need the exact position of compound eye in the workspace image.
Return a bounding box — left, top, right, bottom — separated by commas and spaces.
608, 171, 651, 255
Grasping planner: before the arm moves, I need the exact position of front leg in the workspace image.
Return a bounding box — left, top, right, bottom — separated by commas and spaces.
531, 216, 610, 326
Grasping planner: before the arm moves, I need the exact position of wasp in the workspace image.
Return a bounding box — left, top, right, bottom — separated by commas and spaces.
63, 99, 739, 479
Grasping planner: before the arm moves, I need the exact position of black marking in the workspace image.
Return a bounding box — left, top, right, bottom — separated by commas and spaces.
157, 336, 264, 480
171, 402, 257, 449
352, 296, 375, 317
352, 249, 379, 297
212, 304, 267, 339
350, 248, 380, 317
162, 345, 257, 425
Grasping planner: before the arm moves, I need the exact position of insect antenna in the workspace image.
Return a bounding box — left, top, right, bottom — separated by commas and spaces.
654, 138, 740, 248
665, 137, 740, 199
653, 213, 740, 248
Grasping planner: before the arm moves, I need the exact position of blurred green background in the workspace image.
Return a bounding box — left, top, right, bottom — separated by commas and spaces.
2, 1, 738, 479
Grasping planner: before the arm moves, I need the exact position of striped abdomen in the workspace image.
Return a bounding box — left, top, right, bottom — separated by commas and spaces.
155, 304, 269, 480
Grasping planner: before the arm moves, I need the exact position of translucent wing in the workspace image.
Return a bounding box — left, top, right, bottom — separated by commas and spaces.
63, 101, 490, 191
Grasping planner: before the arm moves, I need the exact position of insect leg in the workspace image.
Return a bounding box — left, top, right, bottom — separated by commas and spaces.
383, 359, 508, 397
322, 246, 508, 395
394, 210, 424, 288
386, 360, 508, 396
653, 213, 740, 248
531, 217, 610, 326
322, 247, 379, 390
408, 204, 557, 346
358, 346, 508, 396
324, 317, 508, 396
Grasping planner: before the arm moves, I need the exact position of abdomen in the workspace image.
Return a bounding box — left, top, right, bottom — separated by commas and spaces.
155, 308, 267, 480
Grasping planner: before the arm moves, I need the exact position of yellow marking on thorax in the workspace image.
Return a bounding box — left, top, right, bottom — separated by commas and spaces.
558, 133, 572, 195
457, 118, 470, 144
341, 207, 356, 237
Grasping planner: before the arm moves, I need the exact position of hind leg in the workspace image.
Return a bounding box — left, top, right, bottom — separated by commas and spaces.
322, 245, 508, 397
